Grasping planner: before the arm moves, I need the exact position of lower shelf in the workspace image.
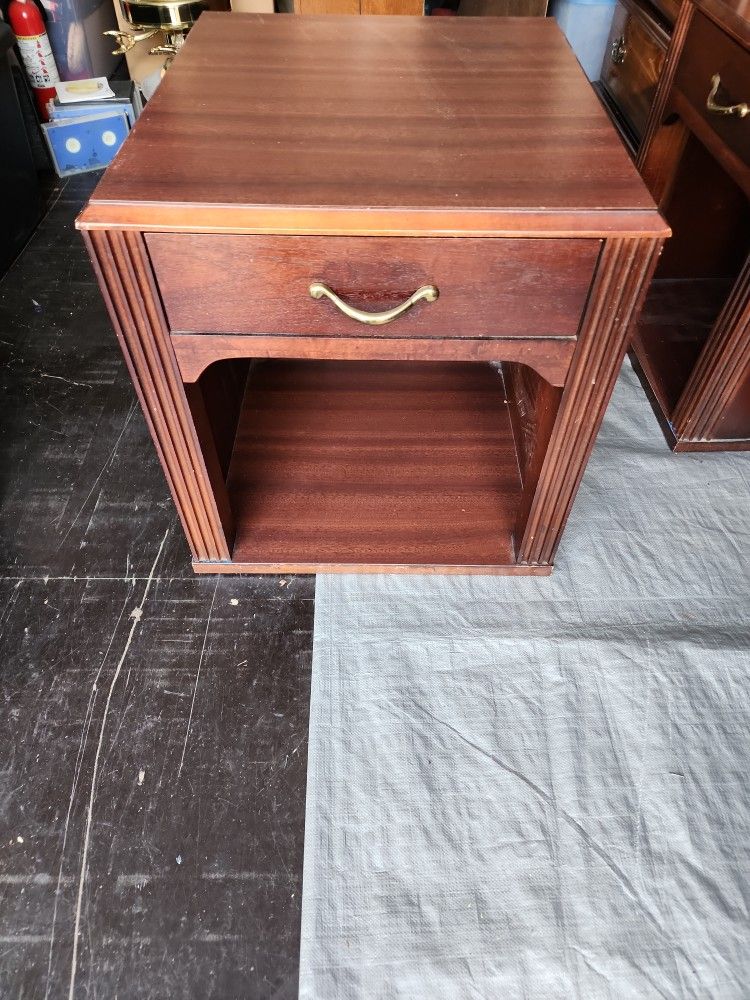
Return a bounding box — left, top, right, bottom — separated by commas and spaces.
631, 277, 750, 451
631, 278, 729, 418
216, 359, 531, 574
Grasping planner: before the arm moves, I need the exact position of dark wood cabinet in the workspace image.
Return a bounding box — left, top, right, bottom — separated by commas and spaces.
631, 0, 750, 450
79, 15, 665, 574
599, 0, 671, 152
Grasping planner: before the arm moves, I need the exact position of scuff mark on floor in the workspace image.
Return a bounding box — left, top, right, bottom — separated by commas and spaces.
177, 578, 219, 781
66, 529, 168, 1000
54, 401, 136, 546
43, 584, 133, 1000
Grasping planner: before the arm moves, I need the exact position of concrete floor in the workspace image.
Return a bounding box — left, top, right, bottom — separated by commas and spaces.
0, 173, 313, 999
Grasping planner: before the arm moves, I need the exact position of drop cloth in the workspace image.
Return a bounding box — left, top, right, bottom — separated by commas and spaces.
300, 361, 750, 1000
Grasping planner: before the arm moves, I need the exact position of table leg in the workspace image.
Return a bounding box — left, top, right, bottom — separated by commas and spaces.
83, 229, 233, 562
516, 237, 663, 567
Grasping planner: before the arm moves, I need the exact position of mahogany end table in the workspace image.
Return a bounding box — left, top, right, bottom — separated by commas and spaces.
78, 14, 668, 575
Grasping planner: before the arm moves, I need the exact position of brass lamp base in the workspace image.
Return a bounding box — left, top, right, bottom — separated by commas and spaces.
105, 0, 206, 69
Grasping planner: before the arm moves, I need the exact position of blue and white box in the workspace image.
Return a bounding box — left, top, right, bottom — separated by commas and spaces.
42, 110, 130, 177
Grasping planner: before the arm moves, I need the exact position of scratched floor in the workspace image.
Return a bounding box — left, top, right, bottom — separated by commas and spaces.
0, 174, 314, 999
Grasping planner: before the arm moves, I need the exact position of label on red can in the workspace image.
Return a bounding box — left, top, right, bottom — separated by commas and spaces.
17, 32, 61, 89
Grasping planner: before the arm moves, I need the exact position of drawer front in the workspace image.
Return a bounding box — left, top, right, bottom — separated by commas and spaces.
600, 0, 668, 143
675, 11, 750, 172
649, 0, 680, 26
146, 235, 600, 339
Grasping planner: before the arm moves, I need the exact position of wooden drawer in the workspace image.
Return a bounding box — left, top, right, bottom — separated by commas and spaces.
600, 0, 669, 145
145, 234, 600, 339
674, 11, 750, 177
649, 0, 679, 27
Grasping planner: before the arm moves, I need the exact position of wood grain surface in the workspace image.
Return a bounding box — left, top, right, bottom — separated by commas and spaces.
458, 0, 548, 14
294, 0, 423, 12
695, 0, 750, 48
361, 0, 424, 11
146, 234, 600, 339
171, 333, 576, 385
295, 0, 359, 11
226, 360, 523, 571
77, 14, 666, 237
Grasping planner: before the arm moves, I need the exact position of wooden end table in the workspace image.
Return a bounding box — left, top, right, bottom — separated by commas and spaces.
78, 14, 667, 575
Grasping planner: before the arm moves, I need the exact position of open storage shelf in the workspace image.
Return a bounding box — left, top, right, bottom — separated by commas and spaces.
632, 277, 732, 416
213, 359, 528, 574
631, 130, 750, 443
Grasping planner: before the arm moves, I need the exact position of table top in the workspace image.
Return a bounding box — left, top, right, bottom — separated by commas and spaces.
78, 13, 667, 237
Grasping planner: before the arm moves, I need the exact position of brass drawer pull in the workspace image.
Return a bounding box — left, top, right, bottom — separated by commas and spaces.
706, 74, 749, 118
610, 35, 627, 65
309, 281, 439, 326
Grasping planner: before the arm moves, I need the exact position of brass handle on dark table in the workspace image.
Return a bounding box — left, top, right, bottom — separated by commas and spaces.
610, 36, 627, 65
309, 282, 439, 326
706, 74, 749, 118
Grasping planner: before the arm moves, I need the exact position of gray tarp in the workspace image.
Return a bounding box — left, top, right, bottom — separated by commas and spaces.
299, 361, 750, 1000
